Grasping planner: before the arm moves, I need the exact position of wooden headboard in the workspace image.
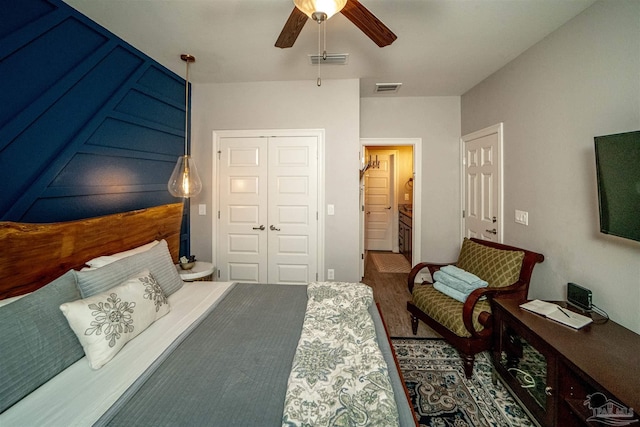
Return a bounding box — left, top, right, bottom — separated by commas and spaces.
0, 203, 184, 300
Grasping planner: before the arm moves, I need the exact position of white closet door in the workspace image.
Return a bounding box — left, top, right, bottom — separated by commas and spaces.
217, 134, 318, 284
267, 136, 318, 284
218, 137, 268, 282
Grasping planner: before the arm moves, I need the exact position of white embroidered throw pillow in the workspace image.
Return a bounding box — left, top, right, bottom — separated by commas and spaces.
60, 269, 170, 369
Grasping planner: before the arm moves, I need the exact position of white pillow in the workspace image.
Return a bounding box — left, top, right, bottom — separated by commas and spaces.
60, 269, 169, 369
84, 240, 159, 268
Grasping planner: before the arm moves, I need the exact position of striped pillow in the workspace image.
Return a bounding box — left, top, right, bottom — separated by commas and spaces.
75, 239, 183, 298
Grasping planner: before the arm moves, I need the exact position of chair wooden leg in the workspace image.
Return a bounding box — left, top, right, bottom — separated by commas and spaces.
410, 314, 419, 335
462, 354, 475, 379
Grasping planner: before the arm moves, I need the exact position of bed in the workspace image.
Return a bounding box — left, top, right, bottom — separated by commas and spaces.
0, 203, 417, 426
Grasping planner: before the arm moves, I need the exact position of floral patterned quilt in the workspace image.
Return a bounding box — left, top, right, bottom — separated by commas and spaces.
282, 282, 400, 426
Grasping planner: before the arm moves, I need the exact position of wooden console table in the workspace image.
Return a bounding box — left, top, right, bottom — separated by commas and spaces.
492, 298, 640, 427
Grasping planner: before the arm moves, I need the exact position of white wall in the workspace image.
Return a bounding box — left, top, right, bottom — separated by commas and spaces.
361, 96, 462, 262
461, 1, 640, 333
189, 79, 362, 282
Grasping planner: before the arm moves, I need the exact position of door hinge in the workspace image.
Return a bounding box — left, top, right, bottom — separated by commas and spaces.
361, 253, 364, 260
316, 273, 318, 281
217, 150, 221, 160
217, 211, 220, 219
462, 210, 466, 218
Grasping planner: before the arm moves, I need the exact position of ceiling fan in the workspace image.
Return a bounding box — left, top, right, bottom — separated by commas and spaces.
275, 0, 397, 49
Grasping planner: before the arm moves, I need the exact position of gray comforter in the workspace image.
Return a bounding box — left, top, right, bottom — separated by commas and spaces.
96, 283, 415, 426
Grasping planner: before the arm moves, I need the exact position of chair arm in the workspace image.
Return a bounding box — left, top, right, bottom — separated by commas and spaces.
407, 261, 453, 293
461, 281, 526, 339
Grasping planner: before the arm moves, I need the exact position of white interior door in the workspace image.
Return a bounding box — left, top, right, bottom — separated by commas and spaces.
218, 137, 268, 282
462, 123, 503, 242
267, 137, 318, 283
365, 151, 394, 251
217, 135, 318, 283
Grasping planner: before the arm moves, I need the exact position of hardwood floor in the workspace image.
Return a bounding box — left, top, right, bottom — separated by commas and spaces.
362, 251, 440, 338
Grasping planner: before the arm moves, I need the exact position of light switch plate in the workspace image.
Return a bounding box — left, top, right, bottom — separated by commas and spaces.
327, 204, 335, 215
515, 209, 528, 225
198, 204, 206, 215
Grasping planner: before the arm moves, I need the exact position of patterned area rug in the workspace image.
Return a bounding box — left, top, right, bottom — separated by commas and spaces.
371, 252, 411, 273
392, 338, 534, 427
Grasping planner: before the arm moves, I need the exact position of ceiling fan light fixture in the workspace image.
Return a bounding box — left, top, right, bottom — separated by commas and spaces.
293, 0, 347, 21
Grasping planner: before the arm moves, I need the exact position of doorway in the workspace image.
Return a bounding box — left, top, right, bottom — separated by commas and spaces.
359, 138, 422, 279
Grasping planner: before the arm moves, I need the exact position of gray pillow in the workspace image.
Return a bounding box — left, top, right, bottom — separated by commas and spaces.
0, 271, 83, 413
75, 239, 183, 298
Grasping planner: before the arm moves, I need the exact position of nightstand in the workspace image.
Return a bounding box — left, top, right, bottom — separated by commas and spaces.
176, 261, 215, 281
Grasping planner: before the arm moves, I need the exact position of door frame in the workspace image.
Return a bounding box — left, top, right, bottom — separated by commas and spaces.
212, 128, 326, 281
460, 123, 504, 242
360, 138, 422, 278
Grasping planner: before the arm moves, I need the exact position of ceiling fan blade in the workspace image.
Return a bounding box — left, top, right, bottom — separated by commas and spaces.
275, 7, 308, 48
341, 0, 397, 47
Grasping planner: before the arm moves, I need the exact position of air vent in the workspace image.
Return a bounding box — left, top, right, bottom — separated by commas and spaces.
375, 82, 402, 93
309, 53, 349, 65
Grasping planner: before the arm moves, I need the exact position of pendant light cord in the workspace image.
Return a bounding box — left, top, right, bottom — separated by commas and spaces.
184, 59, 190, 156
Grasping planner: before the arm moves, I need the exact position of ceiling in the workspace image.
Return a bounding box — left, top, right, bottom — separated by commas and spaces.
63, 0, 597, 97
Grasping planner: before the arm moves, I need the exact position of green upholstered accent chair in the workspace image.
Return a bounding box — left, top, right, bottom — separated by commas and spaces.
407, 238, 544, 378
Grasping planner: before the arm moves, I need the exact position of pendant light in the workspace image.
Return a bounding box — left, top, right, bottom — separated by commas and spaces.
168, 54, 202, 198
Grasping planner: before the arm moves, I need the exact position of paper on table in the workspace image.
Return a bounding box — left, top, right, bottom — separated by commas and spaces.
520, 299, 593, 329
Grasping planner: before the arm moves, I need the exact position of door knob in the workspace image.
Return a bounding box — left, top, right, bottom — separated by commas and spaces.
252, 225, 265, 230
485, 228, 497, 235
270, 225, 281, 231
386, 206, 392, 210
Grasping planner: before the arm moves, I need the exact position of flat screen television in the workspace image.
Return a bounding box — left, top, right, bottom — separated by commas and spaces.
594, 130, 640, 242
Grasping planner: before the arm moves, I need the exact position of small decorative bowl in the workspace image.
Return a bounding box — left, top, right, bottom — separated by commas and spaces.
179, 262, 195, 270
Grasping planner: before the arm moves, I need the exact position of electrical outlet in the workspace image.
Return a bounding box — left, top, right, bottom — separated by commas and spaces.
327, 269, 335, 280
404, 193, 409, 201
198, 204, 206, 215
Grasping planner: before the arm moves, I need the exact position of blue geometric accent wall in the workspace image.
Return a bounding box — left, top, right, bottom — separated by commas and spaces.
0, 0, 190, 254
